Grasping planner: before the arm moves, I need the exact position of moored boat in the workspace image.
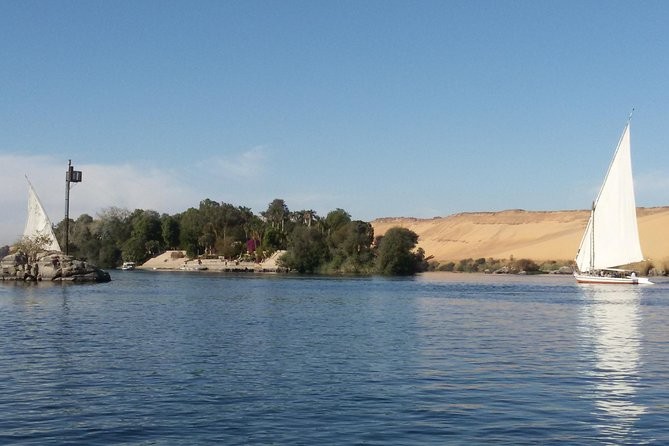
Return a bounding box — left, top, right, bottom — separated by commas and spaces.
121, 262, 136, 271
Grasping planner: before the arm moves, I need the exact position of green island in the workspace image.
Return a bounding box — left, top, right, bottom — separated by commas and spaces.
2, 198, 428, 276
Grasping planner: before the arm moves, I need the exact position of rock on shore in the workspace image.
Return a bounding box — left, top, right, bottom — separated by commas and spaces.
1, 251, 111, 282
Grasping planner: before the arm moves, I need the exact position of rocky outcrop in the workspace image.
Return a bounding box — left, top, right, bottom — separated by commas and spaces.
1, 251, 111, 283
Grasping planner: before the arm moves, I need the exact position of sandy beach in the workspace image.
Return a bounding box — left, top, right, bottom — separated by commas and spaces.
371, 207, 669, 264
140, 250, 285, 272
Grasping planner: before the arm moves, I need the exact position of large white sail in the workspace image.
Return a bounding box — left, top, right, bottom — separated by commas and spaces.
575, 123, 643, 272
23, 178, 61, 252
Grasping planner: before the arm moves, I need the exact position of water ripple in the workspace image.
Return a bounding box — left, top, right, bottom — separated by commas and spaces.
1, 273, 669, 444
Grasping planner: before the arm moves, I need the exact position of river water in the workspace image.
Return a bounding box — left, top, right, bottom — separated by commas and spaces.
1, 271, 668, 445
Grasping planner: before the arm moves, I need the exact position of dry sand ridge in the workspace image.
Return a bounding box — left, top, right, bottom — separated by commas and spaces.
371, 207, 669, 264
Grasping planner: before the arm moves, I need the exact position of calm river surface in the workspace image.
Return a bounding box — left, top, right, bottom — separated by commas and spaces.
1, 271, 669, 445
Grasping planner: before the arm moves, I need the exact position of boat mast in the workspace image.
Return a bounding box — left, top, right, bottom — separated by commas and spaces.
589, 201, 595, 273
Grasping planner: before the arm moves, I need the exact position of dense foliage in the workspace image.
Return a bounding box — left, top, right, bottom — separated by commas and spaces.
375, 227, 428, 275
11, 198, 426, 276
279, 209, 379, 274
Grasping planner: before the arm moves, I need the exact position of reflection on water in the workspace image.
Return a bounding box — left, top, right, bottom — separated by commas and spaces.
579, 285, 646, 441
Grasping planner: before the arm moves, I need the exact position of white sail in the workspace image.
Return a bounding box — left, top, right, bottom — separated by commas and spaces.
575, 123, 644, 272
23, 178, 61, 252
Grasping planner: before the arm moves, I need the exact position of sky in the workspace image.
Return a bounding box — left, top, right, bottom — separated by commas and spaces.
2, 0, 669, 246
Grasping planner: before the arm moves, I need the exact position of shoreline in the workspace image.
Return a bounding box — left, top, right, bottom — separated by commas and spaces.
137, 250, 286, 273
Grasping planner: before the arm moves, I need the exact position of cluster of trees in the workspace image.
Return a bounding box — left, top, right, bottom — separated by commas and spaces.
9, 198, 426, 276
281, 218, 428, 275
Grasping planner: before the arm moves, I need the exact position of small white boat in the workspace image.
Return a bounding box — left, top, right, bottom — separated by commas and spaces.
121, 262, 136, 271
574, 116, 652, 285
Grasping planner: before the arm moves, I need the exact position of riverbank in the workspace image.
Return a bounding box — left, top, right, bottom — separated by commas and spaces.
138, 250, 286, 273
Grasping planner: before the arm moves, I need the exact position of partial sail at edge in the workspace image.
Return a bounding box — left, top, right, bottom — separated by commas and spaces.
23, 177, 61, 252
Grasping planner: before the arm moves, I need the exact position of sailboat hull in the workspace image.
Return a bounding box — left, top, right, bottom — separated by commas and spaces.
574, 272, 652, 285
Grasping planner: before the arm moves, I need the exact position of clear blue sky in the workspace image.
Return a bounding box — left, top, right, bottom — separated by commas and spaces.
2, 0, 669, 245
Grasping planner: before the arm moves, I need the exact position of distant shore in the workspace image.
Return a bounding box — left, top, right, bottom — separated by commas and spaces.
136, 207, 669, 274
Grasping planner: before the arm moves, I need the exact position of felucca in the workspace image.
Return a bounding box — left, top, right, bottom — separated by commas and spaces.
573, 118, 652, 285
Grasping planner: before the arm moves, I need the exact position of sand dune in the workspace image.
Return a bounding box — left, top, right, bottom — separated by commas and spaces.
371, 207, 669, 264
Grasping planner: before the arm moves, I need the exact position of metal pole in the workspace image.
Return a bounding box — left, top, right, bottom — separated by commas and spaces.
65, 160, 71, 255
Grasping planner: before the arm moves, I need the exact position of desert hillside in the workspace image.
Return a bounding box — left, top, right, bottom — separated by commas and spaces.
371, 207, 669, 264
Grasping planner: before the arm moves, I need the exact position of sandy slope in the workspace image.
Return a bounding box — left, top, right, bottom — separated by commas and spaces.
371, 207, 669, 264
